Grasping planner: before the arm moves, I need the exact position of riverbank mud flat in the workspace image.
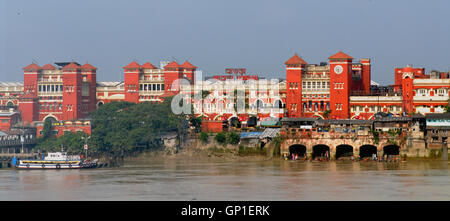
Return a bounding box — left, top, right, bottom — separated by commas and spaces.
125, 146, 271, 165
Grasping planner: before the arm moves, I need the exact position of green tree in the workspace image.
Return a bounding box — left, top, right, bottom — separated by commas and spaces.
227, 132, 240, 145
41, 118, 54, 140
189, 116, 202, 132
445, 98, 450, 113
35, 98, 188, 157
215, 132, 227, 145
88, 98, 188, 156
36, 132, 89, 155
200, 132, 209, 143
272, 135, 282, 156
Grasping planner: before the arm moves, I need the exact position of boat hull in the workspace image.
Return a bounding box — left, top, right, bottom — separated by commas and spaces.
17, 164, 82, 169
17, 160, 82, 169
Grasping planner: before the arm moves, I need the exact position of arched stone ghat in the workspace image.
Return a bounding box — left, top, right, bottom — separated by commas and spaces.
289, 144, 306, 158
281, 138, 404, 160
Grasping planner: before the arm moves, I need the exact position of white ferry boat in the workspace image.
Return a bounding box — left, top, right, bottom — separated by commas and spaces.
17, 152, 82, 169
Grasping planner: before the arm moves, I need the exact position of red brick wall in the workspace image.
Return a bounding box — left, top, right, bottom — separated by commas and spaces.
82, 70, 97, 113
329, 58, 352, 119
63, 68, 83, 120
202, 121, 223, 133
361, 59, 371, 94
286, 65, 303, 117
19, 96, 39, 123
164, 69, 182, 93
124, 69, 140, 103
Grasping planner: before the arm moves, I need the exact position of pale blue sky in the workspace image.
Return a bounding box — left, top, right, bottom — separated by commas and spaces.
1, 0, 449, 84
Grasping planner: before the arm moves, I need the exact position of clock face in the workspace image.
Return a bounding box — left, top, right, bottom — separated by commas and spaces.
334, 65, 344, 74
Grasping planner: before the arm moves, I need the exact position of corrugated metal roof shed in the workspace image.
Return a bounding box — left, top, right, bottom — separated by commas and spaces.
425, 113, 450, 120
317, 119, 373, 126
240, 132, 262, 139
260, 128, 280, 139
374, 117, 411, 122
281, 118, 316, 122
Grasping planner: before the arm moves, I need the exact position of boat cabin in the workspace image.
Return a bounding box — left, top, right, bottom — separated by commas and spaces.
44, 152, 69, 161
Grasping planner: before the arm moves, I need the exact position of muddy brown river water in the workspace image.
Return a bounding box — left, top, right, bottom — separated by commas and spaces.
0, 158, 449, 200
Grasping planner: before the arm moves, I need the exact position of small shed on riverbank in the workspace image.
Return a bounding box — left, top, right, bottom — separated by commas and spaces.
156, 132, 179, 154
259, 128, 281, 150
240, 132, 263, 148
260, 128, 280, 140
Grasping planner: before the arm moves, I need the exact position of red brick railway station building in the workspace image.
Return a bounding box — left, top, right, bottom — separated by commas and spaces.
285, 51, 449, 120
0, 51, 448, 135
1, 60, 197, 136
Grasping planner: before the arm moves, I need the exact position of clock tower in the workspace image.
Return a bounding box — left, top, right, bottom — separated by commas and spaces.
329, 51, 353, 119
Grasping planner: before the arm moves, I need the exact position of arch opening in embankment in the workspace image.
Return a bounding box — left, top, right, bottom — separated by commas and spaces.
383, 145, 400, 156
289, 144, 306, 158
360, 145, 377, 158
312, 144, 330, 159
335, 144, 353, 159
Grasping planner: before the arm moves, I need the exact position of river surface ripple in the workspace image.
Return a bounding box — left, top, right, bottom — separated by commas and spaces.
0, 159, 449, 200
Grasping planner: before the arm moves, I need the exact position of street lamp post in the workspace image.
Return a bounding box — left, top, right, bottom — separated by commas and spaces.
82, 135, 91, 160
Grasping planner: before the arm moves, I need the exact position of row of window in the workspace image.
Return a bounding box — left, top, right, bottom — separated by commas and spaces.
38, 85, 63, 93
289, 103, 298, 112
429, 129, 447, 133
417, 88, 448, 96
303, 101, 331, 112
302, 94, 330, 98
39, 96, 63, 100
289, 82, 299, 89
38, 85, 93, 95
417, 105, 446, 109
289, 81, 332, 91
39, 103, 88, 112
334, 83, 345, 89
288, 101, 332, 112
140, 76, 163, 81
139, 83, 164, 91
39, 76, 61, 82
351, 106, 402, 112
39, 103, 63, 111
303, 81, 330, 90
66, 86, 75, 92
139, 96, 162, 100
126, 84, 137, 91
194, 102, 283, 110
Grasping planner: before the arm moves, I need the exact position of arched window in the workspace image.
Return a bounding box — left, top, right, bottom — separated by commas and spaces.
256, 100, 264, 109
274, 100, 283, 108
